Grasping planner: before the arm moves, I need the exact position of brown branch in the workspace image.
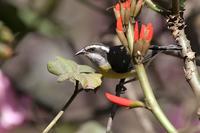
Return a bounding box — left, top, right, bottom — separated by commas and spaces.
178, 30, 200, 106
61, 81, 82, 111
164, 0, 200, 117
172, 0, 179, 15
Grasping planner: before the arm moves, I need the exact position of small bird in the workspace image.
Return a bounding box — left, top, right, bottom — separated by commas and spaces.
76, 43, 181, 79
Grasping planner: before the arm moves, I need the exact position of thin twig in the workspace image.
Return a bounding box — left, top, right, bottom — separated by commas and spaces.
42, 81, 83, 133
124, 78, 136, 84
106, 79, 125, 133
61, 81, 82, 111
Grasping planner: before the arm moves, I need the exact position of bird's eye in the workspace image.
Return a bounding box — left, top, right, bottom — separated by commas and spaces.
89, 48, 95, 52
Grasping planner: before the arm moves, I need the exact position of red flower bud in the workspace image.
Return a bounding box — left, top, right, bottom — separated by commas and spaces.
132, 22, 153, 56
139, 24, 146, 40
115, 3, 120, 11
105, 92, 145, 108
134, 21, 139, 42
133, 21, 153, 43
116, 16, 123, 31
105, 92, 133, 107
146, 23, 153, 42
124, 0, 131, 9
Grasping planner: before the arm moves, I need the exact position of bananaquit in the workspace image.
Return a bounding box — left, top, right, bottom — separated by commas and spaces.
75, 43, 181, 79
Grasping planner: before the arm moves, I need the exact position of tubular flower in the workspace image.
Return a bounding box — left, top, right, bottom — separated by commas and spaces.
113, 0, 145, 50
105, 92, 145, 108
133, 21, 153, 56
114, 1, 131, 11
133, 0, 143, 17
114, 3, 129, 47
124, 0, 131, 9
115, 0, 131, 30
116, 16, 123, 32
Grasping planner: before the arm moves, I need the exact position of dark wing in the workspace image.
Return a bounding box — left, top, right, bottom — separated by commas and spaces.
107, 45, 133, 73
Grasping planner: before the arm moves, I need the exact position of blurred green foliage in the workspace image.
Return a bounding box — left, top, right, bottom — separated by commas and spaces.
18, 8, 62, 36
0, 1, 63, 40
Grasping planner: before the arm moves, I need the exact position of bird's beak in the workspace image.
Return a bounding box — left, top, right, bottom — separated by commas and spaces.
75, 48, 86, 56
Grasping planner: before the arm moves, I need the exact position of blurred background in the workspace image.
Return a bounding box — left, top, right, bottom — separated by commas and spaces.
0, 0, 200, 132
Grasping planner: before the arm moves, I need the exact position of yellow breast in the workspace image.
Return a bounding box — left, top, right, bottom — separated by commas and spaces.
99, 67, 135, 79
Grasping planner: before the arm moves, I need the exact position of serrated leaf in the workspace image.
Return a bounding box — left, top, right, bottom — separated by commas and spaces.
47, 56, 102, 90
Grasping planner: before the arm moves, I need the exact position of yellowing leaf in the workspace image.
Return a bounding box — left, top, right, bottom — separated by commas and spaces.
47, 56, 77, 75
57, 73, 75, 83
78, 65, 95, 73
47, 56, 102, 90
75, 73, 102, 89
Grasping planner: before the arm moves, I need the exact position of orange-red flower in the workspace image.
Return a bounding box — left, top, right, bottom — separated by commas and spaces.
115, 0, 131, 31
105, 92, 133, 107
134, 21, 153, 43
116, 16, 123, 31
124, 0, 131, 9
114, 0, 153, 56
105, 92, 145, 108
114, 0, 131, 11
133, 21, 153, 56
115, 3, 120, 11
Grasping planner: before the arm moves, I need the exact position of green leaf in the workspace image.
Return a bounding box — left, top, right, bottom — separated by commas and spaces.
0, 22, 14, 44
18, 8, 62, 36
75, 73, 102, 89
57, 73, 75, 83
78, 65, 95, 73
47, 56, 77, 75
47, 56, 102, 89
18, 8, 39, 27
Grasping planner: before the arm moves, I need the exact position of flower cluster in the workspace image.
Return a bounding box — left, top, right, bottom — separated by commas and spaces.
133, 21, 153, 56
113, 0, 153, 58
114, 0, 143, 32
104, 0, 154, 110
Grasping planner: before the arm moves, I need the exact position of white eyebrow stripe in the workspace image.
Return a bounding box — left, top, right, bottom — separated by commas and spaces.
85, 45, 110, 53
